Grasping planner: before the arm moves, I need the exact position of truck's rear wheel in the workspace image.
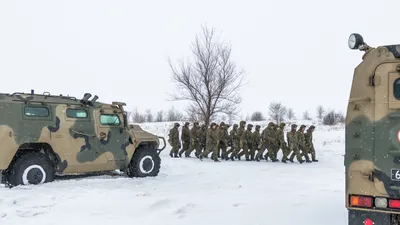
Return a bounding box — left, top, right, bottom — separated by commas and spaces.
127, 147, 161, 177
6, 152, 55, 186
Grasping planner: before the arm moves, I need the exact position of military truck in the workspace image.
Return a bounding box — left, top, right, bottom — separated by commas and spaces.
0, 91, 166, 187
346, 33, 400, 225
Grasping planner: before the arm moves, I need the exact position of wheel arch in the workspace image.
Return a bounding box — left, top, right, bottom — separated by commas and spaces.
5, 142, 62, 174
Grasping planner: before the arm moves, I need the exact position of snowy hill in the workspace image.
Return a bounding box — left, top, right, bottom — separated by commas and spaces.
0, 120, 347, 225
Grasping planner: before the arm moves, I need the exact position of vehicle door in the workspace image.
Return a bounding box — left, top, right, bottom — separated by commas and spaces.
54, 105, 108, 173
93, 107, 128, 169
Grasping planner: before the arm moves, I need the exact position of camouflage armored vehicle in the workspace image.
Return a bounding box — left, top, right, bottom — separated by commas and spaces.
346, 33, 400, 224
0, 91, 165, 187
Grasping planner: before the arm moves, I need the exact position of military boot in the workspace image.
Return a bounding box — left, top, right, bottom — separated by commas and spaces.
312, 159, 319, 162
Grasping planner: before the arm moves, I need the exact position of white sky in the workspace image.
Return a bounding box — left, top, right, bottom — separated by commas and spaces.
1, 0, 399, 120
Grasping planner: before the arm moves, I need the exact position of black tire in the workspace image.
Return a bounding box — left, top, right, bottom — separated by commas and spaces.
6, 151, 55, 186
127, 146, 161, 178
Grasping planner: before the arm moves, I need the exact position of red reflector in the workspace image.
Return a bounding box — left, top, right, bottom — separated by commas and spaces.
389, 199, 400, 208
364, 218, 373, 225
398, 130, 400, 142
350, 195, 373, 208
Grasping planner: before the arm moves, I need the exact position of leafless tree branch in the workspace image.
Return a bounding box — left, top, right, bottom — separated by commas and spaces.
168, 25, 246, 125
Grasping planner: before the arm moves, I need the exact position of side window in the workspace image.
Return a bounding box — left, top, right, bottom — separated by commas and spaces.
24, 106, 49, 117
66, 108, 88, 118
394, 78, 400, 100
100, 114, 121, 126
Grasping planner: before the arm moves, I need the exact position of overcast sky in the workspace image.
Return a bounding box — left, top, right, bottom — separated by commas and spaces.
0, 0, 398, 120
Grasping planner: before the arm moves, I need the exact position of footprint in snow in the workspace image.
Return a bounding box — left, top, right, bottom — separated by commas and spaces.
147, 199, 172, 211
174, 203, 195, 219
232, 203, 246, 207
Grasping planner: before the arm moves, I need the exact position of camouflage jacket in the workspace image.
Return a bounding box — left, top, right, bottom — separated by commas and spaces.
277, 128, 286, 146
191, 126, 200, 144
169, 127, 180, 145
218, 127, 228, 145
296, 131, 306, 149
230, 128, 239, 145
263, 127, 276, 146
181, 126, 190, 142
304, 130, 313, 148
286, 131, 298, 147
238, 126, 247, 145
252, 130, 261, 147
246, 129, 253, 145
200, 128, 207, 145
206, 128, 218, 145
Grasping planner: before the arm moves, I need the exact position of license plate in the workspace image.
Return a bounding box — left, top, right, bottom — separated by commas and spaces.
391, 168, 400, 181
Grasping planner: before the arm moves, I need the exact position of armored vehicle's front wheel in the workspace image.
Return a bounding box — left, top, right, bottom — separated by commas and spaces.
127, 146, 161, 177
6, 152, 55, 186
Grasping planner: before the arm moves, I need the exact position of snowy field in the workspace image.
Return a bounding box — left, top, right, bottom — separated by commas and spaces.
0, 120, 347, 225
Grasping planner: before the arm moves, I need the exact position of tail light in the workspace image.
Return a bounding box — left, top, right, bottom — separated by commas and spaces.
350, 195, 373, 208
389, 199, 400, 208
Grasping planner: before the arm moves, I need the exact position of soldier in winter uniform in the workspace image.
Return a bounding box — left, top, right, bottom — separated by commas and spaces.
200, 123, 220, 162
271, 124, 280, 161
297, 125, 311, 163
249, 125, 260, 161
178, 122, 191, 157
288, 124, 305, 163
168, 122, 181, 158
226, 124, 239, 161
200, 124, 207, 154
277, 122, 289, 163
238, 123, 252, 161
256, 122, 272, 161
218, 123, 229, 159
186, 122, 201, 158
304, 125, 318, 162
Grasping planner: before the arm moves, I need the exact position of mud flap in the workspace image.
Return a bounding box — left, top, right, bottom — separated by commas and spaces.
348, 209, 391, 225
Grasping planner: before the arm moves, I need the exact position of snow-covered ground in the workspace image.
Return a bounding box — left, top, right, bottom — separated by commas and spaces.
0, 120, 347, 225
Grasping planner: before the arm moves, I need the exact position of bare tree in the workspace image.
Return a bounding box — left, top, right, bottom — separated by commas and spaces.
145, 109, 153, 122
251, 111, 265, 121
323, 110, 345, 125
268, 102, 287, 124
166, 106, 184, 121
303, 110, 311, 120
168, 25, 245, 126
287, 108, 295, 120
316, 105, 325, 120
336, 111, 345, 123
185, 105, 203, 122
131, 108, 146, 123
155, 110, 164, 122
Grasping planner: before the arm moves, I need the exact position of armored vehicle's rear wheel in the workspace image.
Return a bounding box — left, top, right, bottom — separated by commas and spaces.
127, 146, 161, 177
6, 152, 55, 186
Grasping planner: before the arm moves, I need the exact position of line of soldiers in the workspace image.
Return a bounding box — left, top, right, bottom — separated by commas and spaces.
167, 120, 318, 163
